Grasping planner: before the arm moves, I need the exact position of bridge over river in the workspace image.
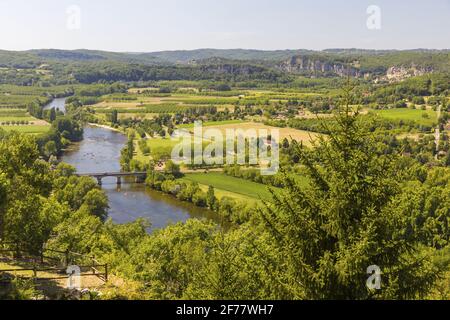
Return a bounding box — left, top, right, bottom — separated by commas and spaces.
76, 172, 147, 186
63, 125, 218, 231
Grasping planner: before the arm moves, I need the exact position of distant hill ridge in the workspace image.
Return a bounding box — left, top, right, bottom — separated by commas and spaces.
0, 48, 448, 80
21, 47, 450, 63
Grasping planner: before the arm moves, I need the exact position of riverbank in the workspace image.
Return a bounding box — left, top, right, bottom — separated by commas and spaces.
88, 122, 124, 133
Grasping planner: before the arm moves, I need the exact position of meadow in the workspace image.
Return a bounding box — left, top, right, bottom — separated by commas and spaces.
370, 108, 438, 126
0, 124, 50, 134
135, 137, 181, 162
0, 115, 36, 122
181, 172, 274, 200
0, 104, 50, 134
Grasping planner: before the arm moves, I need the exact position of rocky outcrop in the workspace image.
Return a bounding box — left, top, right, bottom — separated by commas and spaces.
381, 65, 433, 82
277, 55, 435, 81
277, 56, 360, 77
189, 55, 436, 82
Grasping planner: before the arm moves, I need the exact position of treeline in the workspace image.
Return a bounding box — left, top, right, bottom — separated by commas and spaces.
69, 61, 285, 84
25, 96, 86, 159
36, 117, 83, 159
65, 83, 128, 106
265, 114, 437, 135
223, 165, 285, 188
0, 132, 108, 256
378, 131, 450, 167
365, 73, 450, 106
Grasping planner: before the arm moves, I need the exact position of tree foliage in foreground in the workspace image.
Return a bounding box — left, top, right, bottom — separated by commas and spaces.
0, 131, 108, 254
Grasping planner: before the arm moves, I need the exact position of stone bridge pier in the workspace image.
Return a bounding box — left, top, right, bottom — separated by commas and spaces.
76, 172, 148, 187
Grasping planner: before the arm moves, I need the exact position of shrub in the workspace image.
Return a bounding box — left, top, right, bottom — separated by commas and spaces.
192, 191, 207, 207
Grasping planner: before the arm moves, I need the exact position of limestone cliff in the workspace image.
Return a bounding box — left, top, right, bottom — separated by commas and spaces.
277, 56, 360, 77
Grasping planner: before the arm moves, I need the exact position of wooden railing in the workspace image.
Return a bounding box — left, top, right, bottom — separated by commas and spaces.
0, 242, 108, 284
0, 265, 108, 282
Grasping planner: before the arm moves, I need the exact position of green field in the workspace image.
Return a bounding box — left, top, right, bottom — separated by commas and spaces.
0, 107, 39, 125
0, 108, 30, 116
193, 182, 257, 202
0, 107, 48, 134
135, 137, 181, 162
182, 172, 274, 199
0, 125, 50, 134
136, 136, 218, 162
371, 108, 438, 126
0, 116, 35, 122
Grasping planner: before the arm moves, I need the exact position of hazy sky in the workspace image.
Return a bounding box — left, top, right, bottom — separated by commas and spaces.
0, 0, 449, 52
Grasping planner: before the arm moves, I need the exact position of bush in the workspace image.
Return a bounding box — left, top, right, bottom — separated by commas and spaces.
412, 96, 426, 105
159, 87, 172, 94
0, 278, 40, 300
192, 191, 207, 207
138, 139, 150, 155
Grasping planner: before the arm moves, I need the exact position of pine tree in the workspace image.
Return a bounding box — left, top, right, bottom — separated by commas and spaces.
0, 174, 7, 239
259, 83, 439, 299
49, 107, 56, 122
206, 186, 217, 210
111, 109, 118, 124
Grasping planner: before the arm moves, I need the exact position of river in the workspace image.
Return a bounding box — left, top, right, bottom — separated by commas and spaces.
48, 99, 217, 231
43, 97, 67, 113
